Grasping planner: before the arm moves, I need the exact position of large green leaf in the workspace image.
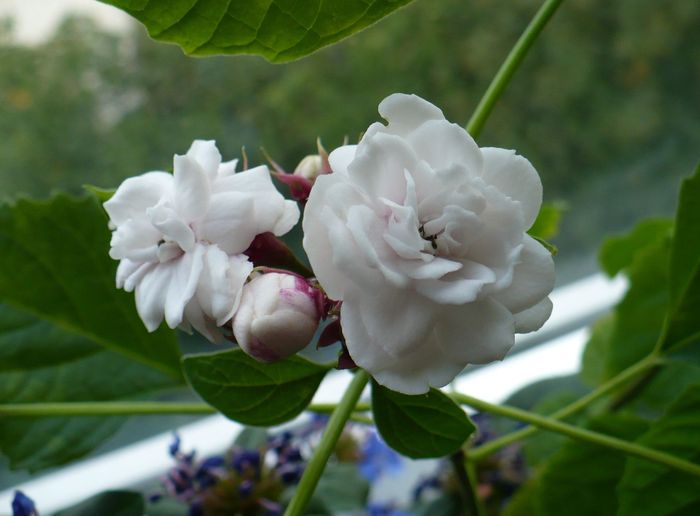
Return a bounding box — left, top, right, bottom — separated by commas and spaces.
0, 304, 95, 372
579, 314, 615, 386
0, 309, 178, 471
662, 164, 700, 352
535, 414, 649, 516
182, 348, 328, 425
603, 240, 669, 378
99, 0, 415, 63
0, 194, 180, 377
371, 383, 475, 459
54, 491, 145, 516
598, 218, 672, 277
617, 384, 700, 516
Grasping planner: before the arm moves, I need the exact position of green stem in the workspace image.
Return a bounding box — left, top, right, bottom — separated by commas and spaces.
469, 353, 661, 461
284, 370, 370, 516
449, 450, 481, 516
307, 402, 371, 414
465, 456, 488, 516
451, 392, 700, 478
0, 401, 217, 417
0, 401, 368, 418
466, 0, 566, 138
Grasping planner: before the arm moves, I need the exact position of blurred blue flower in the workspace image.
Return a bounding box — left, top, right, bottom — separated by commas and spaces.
359, 431, 403, 481
11, 491, 37, 516
367, 502, 412, 516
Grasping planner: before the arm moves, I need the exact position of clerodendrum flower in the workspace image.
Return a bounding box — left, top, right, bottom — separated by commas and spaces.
303, 94, 555, 394
105, 140, 299, 342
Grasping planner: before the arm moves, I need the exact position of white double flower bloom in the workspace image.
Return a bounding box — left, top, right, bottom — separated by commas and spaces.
105, 140, 299, 342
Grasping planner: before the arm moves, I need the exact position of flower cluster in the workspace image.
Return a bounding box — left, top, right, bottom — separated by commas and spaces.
153, 433, 304, 515
106, 93, 554, 393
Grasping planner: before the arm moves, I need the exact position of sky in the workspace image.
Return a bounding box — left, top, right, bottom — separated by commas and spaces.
0, 0, 131, 43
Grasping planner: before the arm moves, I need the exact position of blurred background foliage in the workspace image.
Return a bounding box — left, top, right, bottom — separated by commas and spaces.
0, 0, 698, 282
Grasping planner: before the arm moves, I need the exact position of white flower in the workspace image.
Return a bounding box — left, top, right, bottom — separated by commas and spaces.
105, 140, 300, 342
303, 94, 555, 394
232, 273, 321, 362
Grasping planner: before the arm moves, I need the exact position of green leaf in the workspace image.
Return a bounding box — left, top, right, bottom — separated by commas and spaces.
502, 479, 540, 516
662, 164, 700, 352
54, 491, 144, 516
522, 389, 588, 468
617, 384, 700, 516
0, 310, 178, 471
669, 164, 700, 307
598, 218, 673, 277
315, 463, 370, 512
371, 382, 475, 459
182, 348, 328, 426
233, 426, 269, 449
624, 361, 700, 418
580, 315, 615, 386
528, 201, 566, 241
83, 184, 115, 201
99, 0, 415, 63
535, 414, 649, 516
0, 303, 95, 372
0, 194, 181, 377
603, 240, 669, 378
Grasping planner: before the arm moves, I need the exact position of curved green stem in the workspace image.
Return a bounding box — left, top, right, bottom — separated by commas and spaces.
468, 354, 661, 461
451, 391, 700, 478
466, 0, 566, 138
284, 370, 370, 516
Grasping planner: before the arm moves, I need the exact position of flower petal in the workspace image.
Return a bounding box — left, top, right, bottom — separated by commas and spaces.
219, 158, 239, 177
271, 200, 300, 236
183, 297, 225, 343
163, 244, 205, 328
480, 148, 542, 229
492, 235, 555, 314
197, 192, 255, 254
341, 290, 464, 394
214, 165, 296, 237
348, 132, 419, 204
303, 176, 373, 300
328, 145, 357, 176
437, 298, 515, 365
342, 285, 437, 358
514, 296, 553, 333
378, 93, 445, 137
407, 119, 483, 176
147, 202, 195, 252
173, 154, 211, 222
186, 140, 221, 181
196, 248, 252, 325
103, 171, 173, 226
415, 260, 495, 304
109, 217, 160, 262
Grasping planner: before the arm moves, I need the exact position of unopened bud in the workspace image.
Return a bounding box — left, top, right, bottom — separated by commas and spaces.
233, 273, 321, 362
293, 155, 323, 181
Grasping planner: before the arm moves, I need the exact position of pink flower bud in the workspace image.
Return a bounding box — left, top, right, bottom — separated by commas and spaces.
232, 273, 322, 362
